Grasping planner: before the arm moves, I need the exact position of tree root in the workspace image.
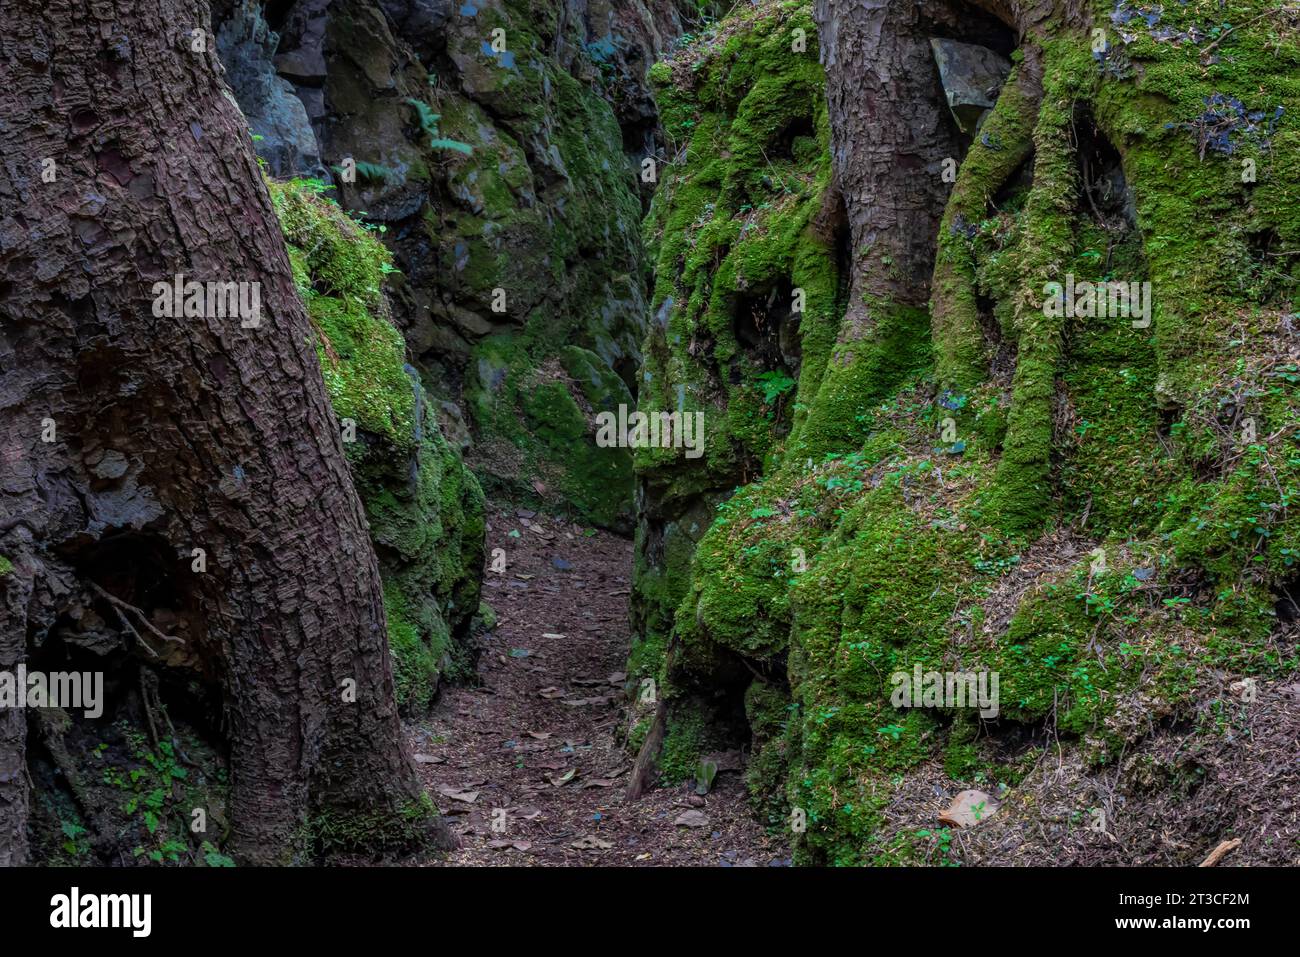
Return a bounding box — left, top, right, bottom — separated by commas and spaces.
931, 54, 1042, 392
89, 582, 184, 659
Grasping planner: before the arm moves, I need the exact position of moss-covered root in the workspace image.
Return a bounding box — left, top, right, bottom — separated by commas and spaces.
986, 66, 1083, 534
930, 60, 1042, 394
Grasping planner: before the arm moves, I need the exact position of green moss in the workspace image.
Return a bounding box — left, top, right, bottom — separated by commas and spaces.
356, 418, 485, 712
465, 333, 635, 529
523, 380, 588, 450
425, 0, 649, 529
982, 53, 1085, 535
475, 600, 498, 633
0, 556, 12, 576
792, 305, 934, 460
631, 0, 850, 685
631, 0, 1300, 865
626, 716, 652, 754
268, 177, 415, 449
626, 630, 667, 684
383, 580, 443, 714
637, 0, 841, 494
744, 680, 792, 826
942, 739, 981, 782
930, 65, 1038, 394
560, 345, 633, 414
659, 706, 708, 785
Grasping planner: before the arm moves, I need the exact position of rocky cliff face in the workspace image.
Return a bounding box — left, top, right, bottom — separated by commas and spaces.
216, 0, 689, 529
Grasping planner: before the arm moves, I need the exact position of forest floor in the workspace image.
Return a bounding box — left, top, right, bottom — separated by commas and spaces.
407, 505, 788, 866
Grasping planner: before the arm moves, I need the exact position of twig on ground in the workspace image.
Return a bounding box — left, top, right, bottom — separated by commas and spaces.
1198, 838, 1242, 867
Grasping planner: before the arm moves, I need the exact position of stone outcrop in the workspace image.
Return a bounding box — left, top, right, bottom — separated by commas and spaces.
929, 38, 1011, 134
214, 0, 688, 529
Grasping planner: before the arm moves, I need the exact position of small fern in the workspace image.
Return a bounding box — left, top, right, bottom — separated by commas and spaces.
405, 98, 473, 155
350, 161, 395, 185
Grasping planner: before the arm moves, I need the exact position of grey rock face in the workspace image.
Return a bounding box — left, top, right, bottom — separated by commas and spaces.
929, 38, 1012, 135
216, 1, 327, 179
376, 0, 456, 56
211, 0, 682, 528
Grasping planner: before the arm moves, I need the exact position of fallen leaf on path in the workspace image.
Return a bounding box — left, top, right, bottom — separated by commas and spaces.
413, 753, 445, 765
438, 786, 479, 804
675, 810, 709, 828
514, 806, 542, 821
548, 768, 576, 786
542, 632, 567, 639
570, 835, 612, 850
526, 731, 552, 740
581, 778, 616, 789
937, 789, 1000, 828
538, 686, 565, 698
1229, 679, 1255, 698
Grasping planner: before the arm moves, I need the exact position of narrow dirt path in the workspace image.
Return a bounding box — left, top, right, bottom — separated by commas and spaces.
407, 504, 787, 866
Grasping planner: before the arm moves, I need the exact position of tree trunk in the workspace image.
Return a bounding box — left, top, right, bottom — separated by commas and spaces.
0, 0, 439, 863
813, 0, 963, 324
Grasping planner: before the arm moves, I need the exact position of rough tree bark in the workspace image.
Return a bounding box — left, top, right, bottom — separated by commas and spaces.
813, 0, 1032, 318
813, 0, 964, 322
0, 0, 442, 863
